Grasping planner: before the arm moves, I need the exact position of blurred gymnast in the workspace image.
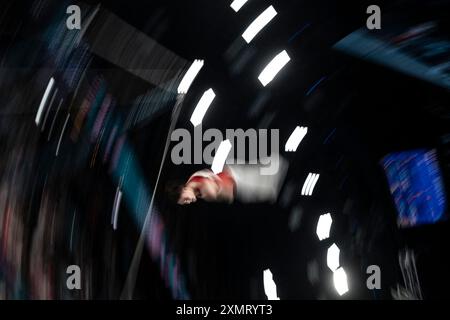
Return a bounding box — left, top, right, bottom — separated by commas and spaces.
176, 156, 288, 205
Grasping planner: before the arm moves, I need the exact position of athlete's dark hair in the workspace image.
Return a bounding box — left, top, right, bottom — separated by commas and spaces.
164, 179, 185, 203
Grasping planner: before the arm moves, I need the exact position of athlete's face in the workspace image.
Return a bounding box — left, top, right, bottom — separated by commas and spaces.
177, 177, 220, 205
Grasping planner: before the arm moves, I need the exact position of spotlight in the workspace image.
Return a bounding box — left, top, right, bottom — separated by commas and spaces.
333, 267, 349, 296
242, 6, 277, 43
285, 126, 308, 152
263, 269, 280, 300
316, 213, 332, 241
326, 243, 340, 272
258, 50, 290, 86
190, 88, 216, 127
231, 0, 249, 12
211, 140, 232, 174
301, 173, 320, 196
177, 60, 204, 94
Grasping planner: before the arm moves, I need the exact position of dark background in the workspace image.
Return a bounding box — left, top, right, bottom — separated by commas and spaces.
0, 0, 449, 300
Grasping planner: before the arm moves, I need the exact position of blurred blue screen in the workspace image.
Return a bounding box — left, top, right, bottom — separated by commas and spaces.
381, 149, 447, 227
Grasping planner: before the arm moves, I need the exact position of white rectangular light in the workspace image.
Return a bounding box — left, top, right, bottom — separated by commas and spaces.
307, 173, 320, 196
36, 77, 55, 126
263, 269, 280, 300
301, 173, 320, 196
333, 267, 349, 296
242, 6, 277, 43
211, 140, 232, 174
316, 213, 332, 241
177, 59, 204, 94
327, 243, 340, 272
258, 50, 290, 86
190, 88, 216, 127
230, 0, 249, 12
301, 173, 313, 196
285, 126, 308, 152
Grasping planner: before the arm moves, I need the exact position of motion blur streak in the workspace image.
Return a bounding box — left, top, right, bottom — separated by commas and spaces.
333, 267, 349, 296
84, 8, 189, 91
316, 213, 332, 241
0, 1, 190, 299
190, 88, 216, 127
263, 269, 280, 300
307, 173, 320, 196
258, 50, 291, 86
177, 60, 204, 94
211, 140, 232, 174
2, 0, 449, 301
301, 173, 320, 196
242, 6, 277, 44
285, 126, 308, 152
35, 77, 55, 126
327, 243, 340, 272
230, 0, 249, 12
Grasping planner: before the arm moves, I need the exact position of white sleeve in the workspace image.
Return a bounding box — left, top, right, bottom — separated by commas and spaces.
226, 155, 288, 203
